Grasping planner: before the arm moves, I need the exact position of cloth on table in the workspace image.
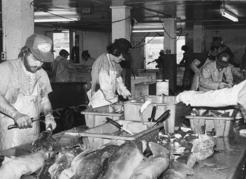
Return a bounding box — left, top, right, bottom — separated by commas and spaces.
176, 80, 246, 107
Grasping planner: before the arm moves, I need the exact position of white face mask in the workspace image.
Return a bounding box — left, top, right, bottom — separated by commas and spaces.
111, 54, 125, 63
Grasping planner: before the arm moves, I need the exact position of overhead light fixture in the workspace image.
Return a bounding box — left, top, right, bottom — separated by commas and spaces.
34, 9, 79, 23
34, 17, 79, 23
220, 8, 238, 22
132, 29, 164, 33
132, 23, 164, 33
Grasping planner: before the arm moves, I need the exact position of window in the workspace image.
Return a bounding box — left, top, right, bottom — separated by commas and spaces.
53, 31, 70, 59
145, 36, 164, 69
144, 36, 186, 69
176, 36, 186, 64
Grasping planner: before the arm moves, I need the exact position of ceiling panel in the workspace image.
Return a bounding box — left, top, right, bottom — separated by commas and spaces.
33, 0, 246, 31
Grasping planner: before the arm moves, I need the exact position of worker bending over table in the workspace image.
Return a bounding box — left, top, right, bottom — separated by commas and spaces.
88, 38, 132, 108
0, 34, 56, 150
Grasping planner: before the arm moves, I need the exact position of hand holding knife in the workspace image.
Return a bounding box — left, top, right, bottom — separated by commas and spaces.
8, 118, 45, 130
6, 111, 46, 130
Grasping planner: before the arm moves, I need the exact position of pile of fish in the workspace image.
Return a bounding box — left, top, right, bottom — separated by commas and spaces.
0, 128, 63, 179
48, 146, 84, 178
32, 129, 58, 152
0, 134, 197, 179
156, 127, 198, 159
156, 127, 215, 171
58, 144, 120, 179
0, 125, 89, 179
0, 149, 49, 179
0, 124, 214, 179
50, 141, 170, 179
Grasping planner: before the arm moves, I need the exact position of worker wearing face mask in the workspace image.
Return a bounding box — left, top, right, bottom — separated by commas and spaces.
190, 46, 218, 91
199, 52, 233, 92
88, 38, 132, 108
0, 34, 56, 150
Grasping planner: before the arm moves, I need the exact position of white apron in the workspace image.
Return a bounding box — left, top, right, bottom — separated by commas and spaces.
88, 54, 118, 108
0, 83, 41, 151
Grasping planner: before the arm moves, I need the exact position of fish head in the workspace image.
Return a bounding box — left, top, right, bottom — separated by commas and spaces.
148, 142, 169, 158
162, 169, 186, 179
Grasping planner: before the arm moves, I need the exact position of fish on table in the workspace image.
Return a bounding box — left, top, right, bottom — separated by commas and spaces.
161, 169, 186, 179
161, 160, 194, 179
130, 142, 170, 179
98, 142, 144, 179
48, 146, 83, 179
59, 144, 120, 179
0, 149, 49, 179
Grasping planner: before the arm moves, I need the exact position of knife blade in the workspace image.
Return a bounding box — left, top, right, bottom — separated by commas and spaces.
106, 117, 134, 135
153, 109, 170, 127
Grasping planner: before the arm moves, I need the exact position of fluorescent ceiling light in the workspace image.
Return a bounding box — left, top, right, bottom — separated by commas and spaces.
35, 17, 79, 22
220, 8, 238, 22
34, 9, 79, 23
132, 29, 164, 33
35, 8, 77, 16
132, 23, 164, 33
133, 23, 163, 29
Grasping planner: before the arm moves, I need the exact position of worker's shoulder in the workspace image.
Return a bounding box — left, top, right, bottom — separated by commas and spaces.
93, 53, 107, 65
96, 53, 107, 61
0, 59, 20, 73
203, 60, 216, 68
37, 68, 49, 78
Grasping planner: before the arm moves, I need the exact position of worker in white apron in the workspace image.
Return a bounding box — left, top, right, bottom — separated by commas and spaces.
87, 38, 132, 108
0, 34, 56, 151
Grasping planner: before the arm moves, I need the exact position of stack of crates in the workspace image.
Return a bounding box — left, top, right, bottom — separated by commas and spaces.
185, 108, 238, 137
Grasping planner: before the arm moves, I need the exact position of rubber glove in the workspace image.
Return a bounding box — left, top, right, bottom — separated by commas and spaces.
45, 113, 56, 130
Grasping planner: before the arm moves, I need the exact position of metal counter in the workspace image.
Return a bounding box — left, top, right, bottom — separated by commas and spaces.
0, 128, 246, 179
189, 136, 246, 179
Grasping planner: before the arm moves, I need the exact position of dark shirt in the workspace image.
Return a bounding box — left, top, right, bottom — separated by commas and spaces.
241, 53, 246, 70
70, 46, 80, 63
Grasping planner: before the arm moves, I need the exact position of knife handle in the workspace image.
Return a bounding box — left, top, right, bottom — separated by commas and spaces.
106, 117, 122, 129
7, 118, 37, 130
7, 124, 18, 130
153, 110, 170, 126
149, 105, 157, 122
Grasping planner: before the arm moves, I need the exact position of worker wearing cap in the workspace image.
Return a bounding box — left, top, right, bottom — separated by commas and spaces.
0, 34, 56, 150
199, 52, 233, 92
88, 38, 131, 108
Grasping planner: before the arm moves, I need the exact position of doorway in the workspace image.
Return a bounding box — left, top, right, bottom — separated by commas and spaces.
53, 31, 70, 59
144, 36, 186, 69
